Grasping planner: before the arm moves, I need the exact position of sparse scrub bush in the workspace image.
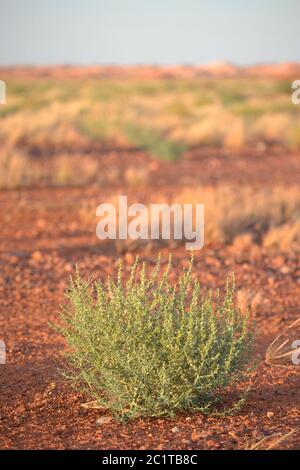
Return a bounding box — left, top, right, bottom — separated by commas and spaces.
182, 119, 224, 147
0, 104, 21, 118
253, 113, 292, 144
275, 80, 294, 95
124, 165, 150, 186
236, 288, 262, 315
179, 186, 300, 245
221, 91, 246, 107
224, 118, 246, 150
77, 115, 116, 142
288, 124, 300, 149
59, 257, 255, 420
0, 148, 39, 189
165, 100, 192, 118
232, 103, 266, 119
86, 187, 300, 253
0, 149, 101, 189
263, 221, 300, 252
194, 93, 214, 107
220, 188, 300, 243
124, 124, 186, 161
50, 154, 99, 187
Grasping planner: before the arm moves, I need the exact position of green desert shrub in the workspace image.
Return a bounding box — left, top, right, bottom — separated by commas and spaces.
59, 257, 254, 420
288, 125, 300, 149
124, 124, 186, 161
76, 115, 115, 142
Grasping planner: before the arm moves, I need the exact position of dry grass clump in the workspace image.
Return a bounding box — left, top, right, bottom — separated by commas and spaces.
124, 124, 186, 161
288, 124, 300, 149
178, 186, 300, 245
265, 317, 300, 367
253, 113, 292, 144
246, 427, 299, 450
223, 117, 246, 151
0, 149, 154, 190
0, 148, 101, 189
124, 165, 150, 186
0, 148, 29, 189
263, 221, 300, 252
236, 289, 262, 316
176, 107, 249, 150
50, 154, 99, 187
219, 188, 300, 244
0, 147, 42, 189
90, 186, 300, 253
0, 101, 88, 150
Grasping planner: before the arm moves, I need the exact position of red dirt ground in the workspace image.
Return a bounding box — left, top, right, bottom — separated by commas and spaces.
1, 148, 300, 449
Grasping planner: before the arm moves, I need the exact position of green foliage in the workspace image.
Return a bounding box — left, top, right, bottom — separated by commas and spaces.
221, 92, 246, 107
124, 124, 186, 161
165, 101, 192, 118
77, 115, 113, 141
9, 80, 54, 111
275, 80, 294, 95
59, 257, 255, 421
0, 104, 21, 117
288, 125, 300, 149
194, 93, 213, 107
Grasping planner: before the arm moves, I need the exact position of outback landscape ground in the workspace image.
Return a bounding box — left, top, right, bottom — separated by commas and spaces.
1, 64, 300, 449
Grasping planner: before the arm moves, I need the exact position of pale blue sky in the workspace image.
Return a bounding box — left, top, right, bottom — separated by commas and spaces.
0, 0, 299, 65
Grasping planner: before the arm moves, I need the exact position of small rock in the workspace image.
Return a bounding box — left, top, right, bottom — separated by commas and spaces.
36, 219, 46, 229
272, 255, 285, 269
124, 253, 134, 265
280, 266, 290, 274
95, 416, 112, 426
64, 263, 73, 273
199, 431, 211, 439
10, 256, 19, 265
191, 430, 201, 441
31, 251, 43, 262
181, 438, 190, 445
171, 426, 180, 433
206, 439, 219, 448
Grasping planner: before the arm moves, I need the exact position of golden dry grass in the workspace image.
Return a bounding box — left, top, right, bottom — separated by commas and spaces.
236, 288, 262, 315
246, 427, 299, 450
0, 147, 31, 189
177, 186, 300, 245
50, 154, 100, 187
78, 186, 300, 252
0, 148, 102, 189
1, 77, 299, 154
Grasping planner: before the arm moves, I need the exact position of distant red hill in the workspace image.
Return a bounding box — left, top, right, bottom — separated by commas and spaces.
1, 62, 300, 79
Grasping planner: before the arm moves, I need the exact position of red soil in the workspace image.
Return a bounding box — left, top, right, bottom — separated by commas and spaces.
1, 148, 300, 449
